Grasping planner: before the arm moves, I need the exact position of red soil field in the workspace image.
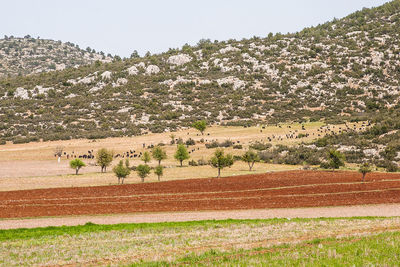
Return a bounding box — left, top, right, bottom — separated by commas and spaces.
2, 170, 400, 219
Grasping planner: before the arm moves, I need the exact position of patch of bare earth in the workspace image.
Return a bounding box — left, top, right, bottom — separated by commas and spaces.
2, 171, 400, 220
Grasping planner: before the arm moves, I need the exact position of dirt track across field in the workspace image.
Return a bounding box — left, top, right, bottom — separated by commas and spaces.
1, 203, 400, 230
2, 171, 400, 219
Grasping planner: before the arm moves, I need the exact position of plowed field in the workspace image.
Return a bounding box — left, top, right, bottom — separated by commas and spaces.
2, 170, 400, 219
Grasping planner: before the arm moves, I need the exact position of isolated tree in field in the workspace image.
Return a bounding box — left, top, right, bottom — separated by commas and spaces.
137, 164, 151, 182
174, 144, 190, 167
54, 146, 64, 163
359, 162, 372, 182
113, 159, 131, 184
211, 148, 234, 178
154, 165, 164, 181
69, 159, 85, 175
326, 149, 345, 170
242, 150, 260, 171
152, 146, 167, 166
96, 148, 113, 173
192, 120, 207, 135
141, 151, 151, 164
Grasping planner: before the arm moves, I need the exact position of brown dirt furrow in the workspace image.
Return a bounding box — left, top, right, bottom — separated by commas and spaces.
2, 170, 400, 219
2, 171, 400, 201
3, 180, 400, 206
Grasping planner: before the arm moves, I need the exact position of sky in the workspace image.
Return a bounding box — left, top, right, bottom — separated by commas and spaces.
1, 0, 392, 57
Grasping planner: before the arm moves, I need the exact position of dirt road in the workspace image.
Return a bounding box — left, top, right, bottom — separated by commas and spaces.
1, 203, 400, 229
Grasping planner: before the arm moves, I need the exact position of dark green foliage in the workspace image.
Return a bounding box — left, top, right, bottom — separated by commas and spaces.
113, 160, 131, 184
324, 149, 346, 170
174, 144, 190, 167
136, 164, 151, 182
205, 140, 234, 149
242, 150, 260, 171
96, 148, 113, 173
185, 138, 196, 146
210, 148, 234, 177
154, 165, 163, 181
152, 146, 167, 165
249, 141, 272, 151
359, 162, 372, 181
69, 159, 85, 175
192, 120, 207, 135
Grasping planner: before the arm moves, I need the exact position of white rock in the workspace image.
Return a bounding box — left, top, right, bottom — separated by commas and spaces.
363, 149, 379, 157
14, 87, 29, 99
34, 86, 53, 95
89, 82, 106, 93
78, 75, 96, 84
67, 79, 77, 85
167, 54, 192, 66
56, 63, 66, 71
198, 79, 211, 85
112, 78, 128, 88
146, 65, 160, 75
217, 76, 246, 90
117, 107, 131, 113
219, 45, 240, 54
101, 71, 112, 80
65, 93, 77, 98
127, 66, 139, 75
136, 62, 146, 69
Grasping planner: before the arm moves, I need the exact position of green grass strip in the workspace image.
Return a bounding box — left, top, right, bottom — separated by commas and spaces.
0, 216, 391, 242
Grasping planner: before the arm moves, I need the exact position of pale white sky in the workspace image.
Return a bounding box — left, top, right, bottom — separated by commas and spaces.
1, 0, 391, 57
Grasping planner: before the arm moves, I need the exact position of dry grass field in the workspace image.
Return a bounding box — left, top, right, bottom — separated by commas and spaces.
2, 217, 400, 266
0, 121, 367, 191
0, 122, 368, 191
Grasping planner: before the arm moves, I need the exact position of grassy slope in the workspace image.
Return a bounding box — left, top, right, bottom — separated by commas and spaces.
2, 217, 400, 266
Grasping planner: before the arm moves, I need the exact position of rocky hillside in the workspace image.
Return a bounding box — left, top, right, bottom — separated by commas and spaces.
0, 1, 400, 143
0, 36, 112, 77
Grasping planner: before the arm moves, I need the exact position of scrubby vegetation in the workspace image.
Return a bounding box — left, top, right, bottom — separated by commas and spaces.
1, 1, 400, 143
0, 36, 112, 77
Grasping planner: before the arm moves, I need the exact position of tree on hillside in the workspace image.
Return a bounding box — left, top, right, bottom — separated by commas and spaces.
141, 151, 151, 164
326, 149, 345, 170
359, 162, 372, 182
192, 120, 207, 135
137, 164, 151, 183
152, 146, 167, 166
96, 148, 113, 173
242, 150, 260, 171
113, 159, 130, 184
54, 146, 64, 163
69, 159, 85, 175
210, 148, 234, 178
130, 50, 139, 58
174, 144, 190, 167
154, 165, 164, 181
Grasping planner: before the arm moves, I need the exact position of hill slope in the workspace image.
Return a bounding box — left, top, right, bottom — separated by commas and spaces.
0, 1, 400, 143
0, 36, 112, 77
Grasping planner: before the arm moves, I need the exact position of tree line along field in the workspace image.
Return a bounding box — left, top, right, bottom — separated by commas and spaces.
0, 121, 369, 191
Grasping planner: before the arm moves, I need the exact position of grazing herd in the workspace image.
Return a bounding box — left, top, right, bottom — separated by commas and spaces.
55, 122, 370, 163
55, 150, 95, 159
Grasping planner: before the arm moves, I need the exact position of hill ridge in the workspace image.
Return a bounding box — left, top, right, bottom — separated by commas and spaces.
0, 0, 400, 143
